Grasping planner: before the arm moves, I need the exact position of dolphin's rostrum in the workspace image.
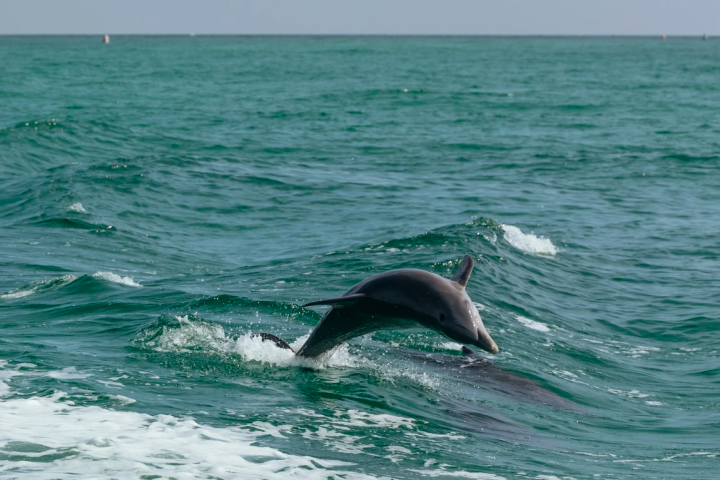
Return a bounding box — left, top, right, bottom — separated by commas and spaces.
259, 255, 499, 358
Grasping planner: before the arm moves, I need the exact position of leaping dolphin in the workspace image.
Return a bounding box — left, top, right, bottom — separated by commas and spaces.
259, 255, 499, 358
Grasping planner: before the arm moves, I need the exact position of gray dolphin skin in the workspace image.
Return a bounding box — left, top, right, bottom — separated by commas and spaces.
260, 255, 499, 358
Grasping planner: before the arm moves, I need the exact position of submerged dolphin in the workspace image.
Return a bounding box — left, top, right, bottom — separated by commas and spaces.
259, 255, 499, 358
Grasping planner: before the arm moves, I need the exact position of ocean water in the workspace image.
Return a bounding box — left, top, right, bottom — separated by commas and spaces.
1, 36, 719, 479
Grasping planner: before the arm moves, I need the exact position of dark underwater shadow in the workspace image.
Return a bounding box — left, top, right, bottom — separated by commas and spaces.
397, 347, 580, 412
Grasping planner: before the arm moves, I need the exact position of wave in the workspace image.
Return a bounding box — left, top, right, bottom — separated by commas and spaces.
29, 217, 116, 233
0, 374, 372, 479
515, 315, 550, 332
134, 314, 459, 391
65, 203, 87, 213
135, 314, 354, 369
321, 217, 503, 259
133, 313, 570, 401
447, 143, 515, 152
134, 315, 449, 392
0, 118, 67, 135
310, 217, 559, 272
189, 294, 318, 324
662, 154, 720, 162
0, 360, 481, 479
91, 272, 141, 288
0, 275, 77, 301
501, 224, 558, 256
1, 271, 142, 302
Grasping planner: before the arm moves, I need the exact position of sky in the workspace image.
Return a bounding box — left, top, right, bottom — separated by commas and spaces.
0, 0, 718, 35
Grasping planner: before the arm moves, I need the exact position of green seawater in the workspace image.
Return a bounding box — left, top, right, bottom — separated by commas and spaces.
1, 36, 719, 479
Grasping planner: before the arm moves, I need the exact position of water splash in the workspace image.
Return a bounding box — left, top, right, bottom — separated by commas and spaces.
92, 272, 141, 287
501, 225, 558, 256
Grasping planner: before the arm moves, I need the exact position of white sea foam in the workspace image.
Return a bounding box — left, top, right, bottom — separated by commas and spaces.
335, 409, 415, 429
245, 331, 358, 369
66, 202, 87, 213
0, 289, 35, 300
0, 364, 15, 396
516, 315, 550, 332
1, 365, 90, 389
501, 224, 558, 256
97, 379, 124, 389
92, 271, 141, 287
263, 408, 418, 456
46, 367, 92, 380
660, 451, 718, 461
141, 315, 446, 391
0, 363, 375, 478
408, 468, 505, 479
608, 388, 650, 399
144, 316, 355, 370
377, 365, 441, 390
0, 391, 373, 479
439, 342, 463, 351
626, 346, 661, 358
386, 445, 413, 462
0, 274, 76, 300
109, 394, 136, 405
408, 431, 466, 440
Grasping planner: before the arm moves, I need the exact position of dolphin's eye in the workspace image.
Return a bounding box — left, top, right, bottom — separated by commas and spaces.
439, 314, 446, 322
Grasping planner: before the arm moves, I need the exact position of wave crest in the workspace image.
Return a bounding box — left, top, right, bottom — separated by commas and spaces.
0, 387, 368, 479
92, 272, 141, 287
501, 224, 558, 256
136, 315, 355, 369
0, 275, 77, 301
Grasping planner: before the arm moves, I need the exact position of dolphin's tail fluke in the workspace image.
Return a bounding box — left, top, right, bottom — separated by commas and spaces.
252, 333, 295, 353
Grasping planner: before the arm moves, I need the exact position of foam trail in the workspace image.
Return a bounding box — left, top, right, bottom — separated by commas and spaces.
0, 390, 374, 479
501, 225, 558, 256
92, 271, 141, 287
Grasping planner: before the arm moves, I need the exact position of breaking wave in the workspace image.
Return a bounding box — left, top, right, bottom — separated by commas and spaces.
501, 224, 558, 256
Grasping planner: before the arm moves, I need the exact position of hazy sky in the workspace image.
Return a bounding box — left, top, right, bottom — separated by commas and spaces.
1, 0, 717, 35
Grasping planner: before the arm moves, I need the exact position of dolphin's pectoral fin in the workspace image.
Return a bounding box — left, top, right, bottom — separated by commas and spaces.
252, 333, 295, 352
451, 255, 474, 288
302, 294, 367, 308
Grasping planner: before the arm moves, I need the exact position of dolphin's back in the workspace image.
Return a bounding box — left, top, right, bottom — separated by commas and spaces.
294, 270, 455, 358
346, 269, 458, 314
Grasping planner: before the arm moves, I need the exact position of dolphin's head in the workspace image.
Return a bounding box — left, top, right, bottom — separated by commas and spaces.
437, 288, 499, 354
435, 256, 499, 354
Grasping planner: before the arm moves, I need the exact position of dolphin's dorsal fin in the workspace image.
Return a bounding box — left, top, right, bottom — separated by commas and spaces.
451, 255, 474, 288
303, 294, 366, 308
